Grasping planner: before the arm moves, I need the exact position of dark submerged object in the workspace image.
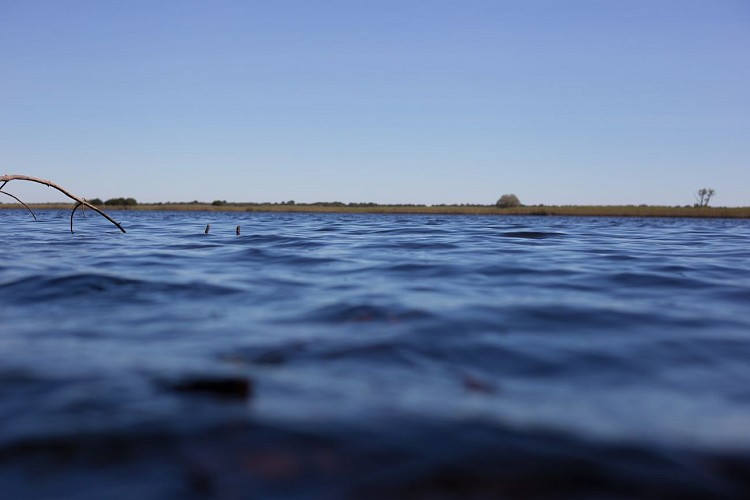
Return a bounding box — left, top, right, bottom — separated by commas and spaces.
169, 376, 253, 400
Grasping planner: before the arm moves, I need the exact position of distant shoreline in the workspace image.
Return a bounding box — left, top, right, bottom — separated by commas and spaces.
2, 203, 749, 218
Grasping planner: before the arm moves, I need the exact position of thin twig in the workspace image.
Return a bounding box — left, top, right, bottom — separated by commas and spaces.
0, 174, 126, 233
71, 202, 82, 233
0, 189, 37, 220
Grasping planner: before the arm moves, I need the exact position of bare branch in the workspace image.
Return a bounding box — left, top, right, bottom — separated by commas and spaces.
71, 202, 83, 233
695, 187, 716, 208
0, 174, 126, 233
0, 189, 37, 220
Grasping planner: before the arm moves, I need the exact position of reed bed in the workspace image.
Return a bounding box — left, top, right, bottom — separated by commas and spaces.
3, 203, 749, 218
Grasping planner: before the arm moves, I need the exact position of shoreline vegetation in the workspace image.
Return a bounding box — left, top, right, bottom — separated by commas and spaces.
1, 202, 749, 218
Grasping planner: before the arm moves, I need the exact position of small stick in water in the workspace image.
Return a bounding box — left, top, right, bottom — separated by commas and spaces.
236, 225, 241, 236
205, 224, 210, 234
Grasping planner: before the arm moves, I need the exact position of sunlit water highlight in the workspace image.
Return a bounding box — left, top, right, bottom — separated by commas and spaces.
1, 209, 749, 498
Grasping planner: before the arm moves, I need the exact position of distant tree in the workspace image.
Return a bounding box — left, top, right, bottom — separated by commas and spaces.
212, 200, 227, 206
496, 194, 521, 208
88, 198, 104, 205
313, 201, 345, 207
105, 197, 138, 206
695, 188, 715, 207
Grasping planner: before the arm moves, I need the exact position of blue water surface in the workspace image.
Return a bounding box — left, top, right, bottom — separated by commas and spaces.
1, 209, 749, 498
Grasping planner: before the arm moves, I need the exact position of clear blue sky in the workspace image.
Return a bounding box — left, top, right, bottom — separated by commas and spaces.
2, 0, 748, 206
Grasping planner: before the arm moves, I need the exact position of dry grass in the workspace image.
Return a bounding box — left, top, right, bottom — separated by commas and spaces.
3, 202, 749, 218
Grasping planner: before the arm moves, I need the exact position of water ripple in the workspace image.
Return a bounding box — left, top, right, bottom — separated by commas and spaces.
1, 210, 750, 496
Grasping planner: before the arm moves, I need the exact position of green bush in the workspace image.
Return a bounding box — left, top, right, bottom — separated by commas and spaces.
496, 194, 521, 208
104, 197, 138, 206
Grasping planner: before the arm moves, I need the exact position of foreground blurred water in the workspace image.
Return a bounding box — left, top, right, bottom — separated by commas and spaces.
1, 209, 749, 498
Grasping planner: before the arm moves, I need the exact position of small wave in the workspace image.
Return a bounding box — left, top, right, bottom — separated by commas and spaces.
244, 234, 325, 249
168, 242, 225, 250
230, 338, 426, 368
500, 231, 565, 239
397, 241, 458, 250
372, 227, 452, 236
610, 271, 711, 288
505, 304, 668, 333
476, 264, 569, 277
297, 303, 434, 324
381, 262, 464, 278
0, 273, 239, 304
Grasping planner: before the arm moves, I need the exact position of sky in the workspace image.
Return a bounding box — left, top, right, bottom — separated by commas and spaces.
1, 0, 749, 206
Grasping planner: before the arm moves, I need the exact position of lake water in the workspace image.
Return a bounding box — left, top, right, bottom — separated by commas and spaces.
1, 209, 749, 498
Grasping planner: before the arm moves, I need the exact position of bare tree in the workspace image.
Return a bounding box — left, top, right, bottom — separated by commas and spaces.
0, 174, 126, 233
695, 188, 715, 207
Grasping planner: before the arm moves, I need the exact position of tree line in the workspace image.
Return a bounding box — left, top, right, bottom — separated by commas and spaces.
84, 188, 717, 209
88, 197, 138, 206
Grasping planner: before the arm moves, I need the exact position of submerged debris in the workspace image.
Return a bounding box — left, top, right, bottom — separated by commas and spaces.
169, 376, 253, 400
